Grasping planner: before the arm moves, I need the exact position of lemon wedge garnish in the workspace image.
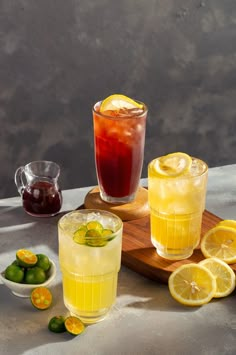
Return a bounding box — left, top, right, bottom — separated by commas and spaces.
168, 263, 216, 306
153, 152, 192, 177
100, 94, 143, 112
201, 226, 236, 264
199, 257, 235, 298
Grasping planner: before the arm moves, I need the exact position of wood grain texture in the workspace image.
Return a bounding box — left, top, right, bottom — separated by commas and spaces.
122, 210, 236, 283
84, 186, 149, 221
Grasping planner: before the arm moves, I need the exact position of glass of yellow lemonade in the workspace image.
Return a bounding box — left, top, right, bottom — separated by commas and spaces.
148, 152, 208, 260
58, 209, 123, 324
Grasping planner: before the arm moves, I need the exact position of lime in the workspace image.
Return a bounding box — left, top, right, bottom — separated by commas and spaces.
86, 221, 103, 232
5, 264, 24, 283
16, 249, 38, 268
11, 260, 20, 266
36, 254, 51, 271
73, 225, 88, 245
85, 229, 107, 247
74, 221, 113, 247
48, 316, 66, 333
25, 266, 46, 284
102, 228, 114, 240
64, 316, 85, 336
31, 286, 52, 310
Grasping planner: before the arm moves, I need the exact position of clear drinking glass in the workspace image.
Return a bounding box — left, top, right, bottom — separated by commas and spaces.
93, 100, 148, 203
148, 157, 208, 260
14, 160, 62, 217
58, 209, 123, 324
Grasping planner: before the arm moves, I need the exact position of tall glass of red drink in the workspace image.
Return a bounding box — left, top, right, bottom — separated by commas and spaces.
93, 95, 148, 204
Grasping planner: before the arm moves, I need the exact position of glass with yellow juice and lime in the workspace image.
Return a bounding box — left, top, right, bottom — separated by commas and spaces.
148, 152, 208, 260
58, 209, 123, 324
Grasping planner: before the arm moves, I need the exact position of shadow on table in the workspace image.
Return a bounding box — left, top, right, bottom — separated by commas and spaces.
0, 282, 81, 355
117, 286, 236, 318
117, 267, 202, 314
116, 265, 236, 314
0, 202, 74, 259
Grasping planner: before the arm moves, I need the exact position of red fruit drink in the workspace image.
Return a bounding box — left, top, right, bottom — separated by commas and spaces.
93, 98, 147, 203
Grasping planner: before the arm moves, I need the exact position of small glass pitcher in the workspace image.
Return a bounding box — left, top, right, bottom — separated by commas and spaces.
14, 160, 62, 217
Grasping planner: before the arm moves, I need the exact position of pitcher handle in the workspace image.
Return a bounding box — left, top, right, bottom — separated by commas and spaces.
14, 166, 25, 196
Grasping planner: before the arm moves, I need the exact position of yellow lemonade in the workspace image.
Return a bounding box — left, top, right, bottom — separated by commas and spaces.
61, 271, 117, 315
148, 155, 208, 260
58, 210, 123, 324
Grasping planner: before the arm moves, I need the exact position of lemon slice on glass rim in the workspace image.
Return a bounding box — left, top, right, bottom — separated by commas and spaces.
201, 226, 236, 264
100, 94, 143, 112
153, 152, 192, 177
199, 257, 236, 298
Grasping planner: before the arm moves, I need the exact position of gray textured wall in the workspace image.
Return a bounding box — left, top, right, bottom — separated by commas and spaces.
0, 0, 236, 198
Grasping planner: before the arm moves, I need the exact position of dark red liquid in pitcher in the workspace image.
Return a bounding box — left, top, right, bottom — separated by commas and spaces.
22, 181, 62, 216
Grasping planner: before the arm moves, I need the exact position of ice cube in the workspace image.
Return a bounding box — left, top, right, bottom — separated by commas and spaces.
190, 158, 207, 176
118, 107, 144, 117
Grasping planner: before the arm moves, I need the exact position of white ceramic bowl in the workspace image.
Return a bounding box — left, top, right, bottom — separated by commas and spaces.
0, 259, 56, 298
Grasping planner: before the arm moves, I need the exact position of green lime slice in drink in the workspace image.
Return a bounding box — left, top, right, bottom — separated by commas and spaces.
85, 229, 107, 247
86, 221, 103, 232
102, 228, 115, 241
73, 225, 88, 245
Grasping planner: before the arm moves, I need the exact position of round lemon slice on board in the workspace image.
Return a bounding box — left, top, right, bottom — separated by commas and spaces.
153, 152, 192, 177
201, 226, 236, 264
100, 94, 143, 112
217, 220, 236, 230
168, 263, 216, 306
199, 257, 236, 298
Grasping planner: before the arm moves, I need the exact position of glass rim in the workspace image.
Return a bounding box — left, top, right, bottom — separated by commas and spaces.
58, 209, 123, 235
25, 160, 60, 178
148, 156, 208, 180
93, 100, 148, 119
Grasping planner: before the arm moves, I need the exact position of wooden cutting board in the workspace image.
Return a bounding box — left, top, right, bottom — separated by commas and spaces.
122, 210, 236, 283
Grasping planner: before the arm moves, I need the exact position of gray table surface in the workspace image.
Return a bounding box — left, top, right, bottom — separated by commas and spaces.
1, 165, 236, 355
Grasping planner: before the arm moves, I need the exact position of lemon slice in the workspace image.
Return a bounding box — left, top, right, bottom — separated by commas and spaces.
201, 226, 236, 264
199, 257, 235, 298
168, 263, 216, 306
153, 152, 192, 177
100, 94, 143, 112
217, 220, 236, 229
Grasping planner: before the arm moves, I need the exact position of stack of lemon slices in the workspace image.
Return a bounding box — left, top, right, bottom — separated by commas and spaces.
168, 219, 236, 306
